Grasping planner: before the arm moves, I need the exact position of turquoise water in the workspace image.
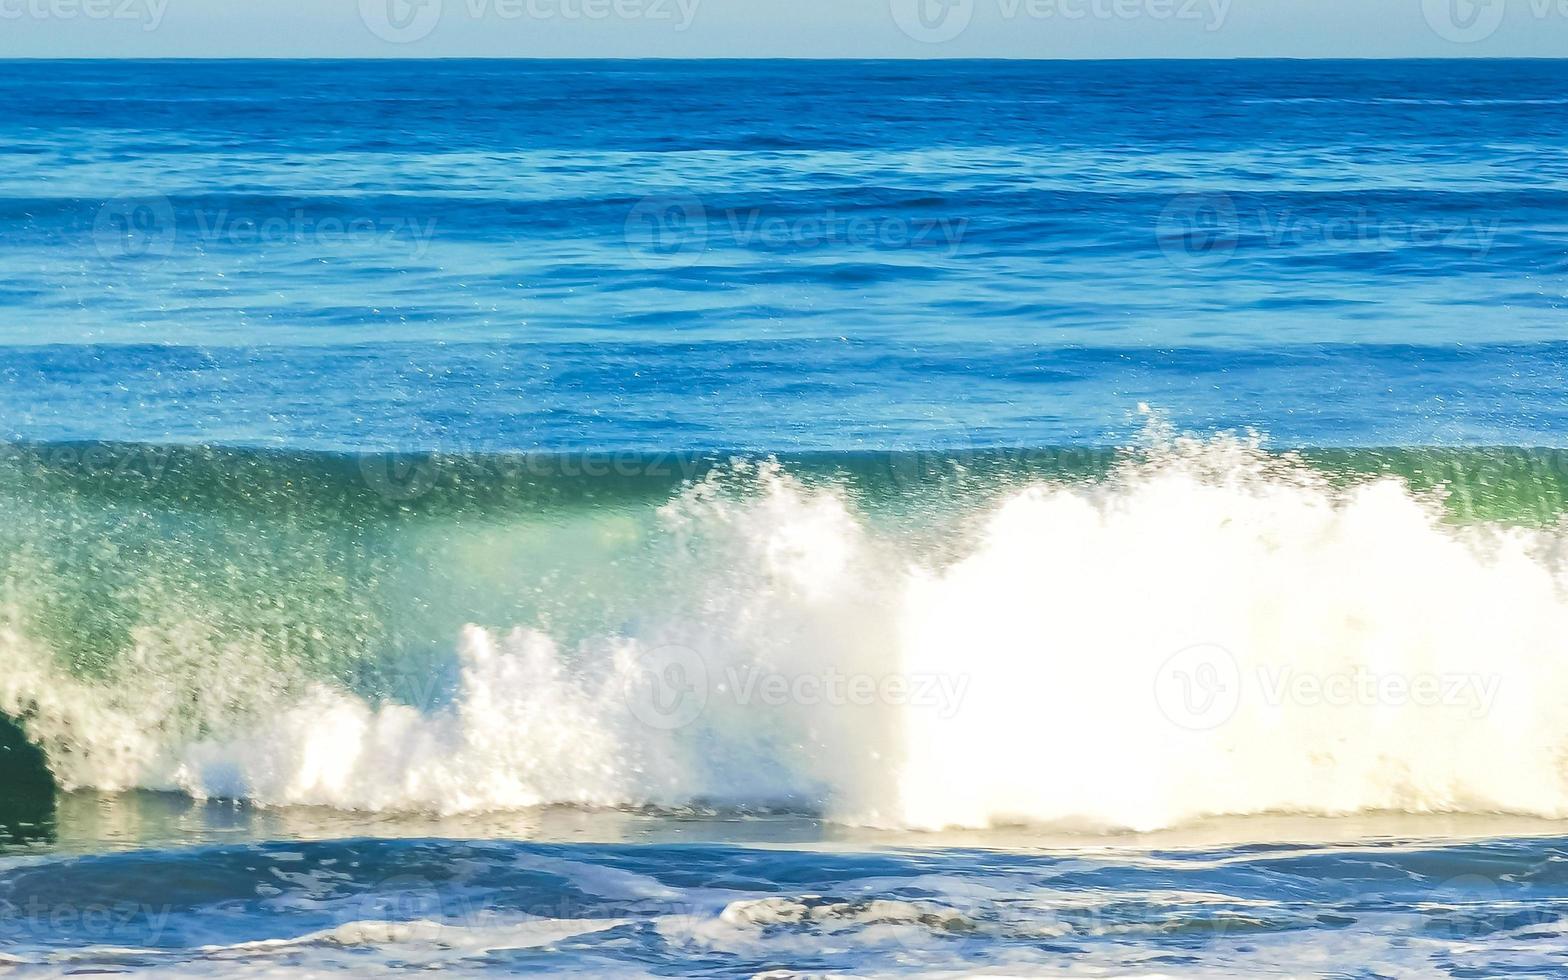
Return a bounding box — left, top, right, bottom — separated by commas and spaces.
4, 59, 1568, 976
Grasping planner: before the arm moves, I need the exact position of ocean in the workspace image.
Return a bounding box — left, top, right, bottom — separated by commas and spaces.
2, 58, 1568, 976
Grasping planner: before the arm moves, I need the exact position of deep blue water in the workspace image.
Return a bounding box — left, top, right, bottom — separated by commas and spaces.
5, 826, 1568, 977
2, 59, 1566, 449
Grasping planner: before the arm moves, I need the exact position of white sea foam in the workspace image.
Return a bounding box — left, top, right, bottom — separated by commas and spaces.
720, 897, 974, 933
7, 437, 1568, 832
195, 917, 629, 956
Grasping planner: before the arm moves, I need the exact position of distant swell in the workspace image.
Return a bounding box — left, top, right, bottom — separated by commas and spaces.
4, 433, 1568, 832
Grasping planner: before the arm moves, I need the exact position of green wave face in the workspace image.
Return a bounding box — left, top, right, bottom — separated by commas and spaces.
0, 445, 709, 739
5, 441, 1568, 688
2, 440, 1567, 802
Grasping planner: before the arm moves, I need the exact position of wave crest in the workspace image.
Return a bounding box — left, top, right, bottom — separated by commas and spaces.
6, 436, 1568, 831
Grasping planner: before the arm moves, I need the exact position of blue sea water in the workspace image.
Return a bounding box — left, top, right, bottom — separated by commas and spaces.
3, 59, 1568, 977
2, 59, 1567, 447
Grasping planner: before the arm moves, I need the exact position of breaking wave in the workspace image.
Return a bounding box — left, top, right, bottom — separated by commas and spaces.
5, 433, 1568, 832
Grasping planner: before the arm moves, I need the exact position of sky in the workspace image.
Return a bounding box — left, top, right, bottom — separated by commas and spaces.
2, 0, 1566, 58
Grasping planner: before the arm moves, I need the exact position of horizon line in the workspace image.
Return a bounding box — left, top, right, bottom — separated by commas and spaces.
3, 54, 1567, 62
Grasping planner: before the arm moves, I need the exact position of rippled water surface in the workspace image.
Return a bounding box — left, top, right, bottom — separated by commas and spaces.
4, 59, 1568, 977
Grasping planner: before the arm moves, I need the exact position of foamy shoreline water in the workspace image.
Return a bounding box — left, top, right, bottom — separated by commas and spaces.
4, 809, 1567, 978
